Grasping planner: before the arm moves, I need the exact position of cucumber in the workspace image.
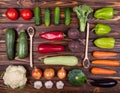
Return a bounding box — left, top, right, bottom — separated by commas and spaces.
44, 8, 50, 26
17, 30, 28, 59
64, 7, 71, 25
54, 7, 60, 25
5, 28, 16, 60
41, 56, 78, 66
34, 6, 41, 26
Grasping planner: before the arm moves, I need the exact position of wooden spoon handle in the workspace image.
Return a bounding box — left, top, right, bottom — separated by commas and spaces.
30, 36, 33, 68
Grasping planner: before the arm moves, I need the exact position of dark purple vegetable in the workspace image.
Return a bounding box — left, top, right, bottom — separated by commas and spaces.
67, 28, 80, 39
90, 79, 117, 88
68, 41, 81, 52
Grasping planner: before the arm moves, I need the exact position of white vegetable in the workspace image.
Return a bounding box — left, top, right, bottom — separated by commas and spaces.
56, 81, 64, 89
44, 81, 53, 89
34, 81, 42, 89
3, 65, 27, 89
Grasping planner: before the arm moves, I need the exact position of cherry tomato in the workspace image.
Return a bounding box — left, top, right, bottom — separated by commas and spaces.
20, 9, 33, 20
6, 8, 19, 20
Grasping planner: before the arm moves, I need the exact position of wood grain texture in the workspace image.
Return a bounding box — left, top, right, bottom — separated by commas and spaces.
0, 0, 120, 93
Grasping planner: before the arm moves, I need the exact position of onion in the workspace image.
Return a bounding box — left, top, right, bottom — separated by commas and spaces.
44, 68, 55, 80
32, 67, 42, 79
57, 67, 66, 79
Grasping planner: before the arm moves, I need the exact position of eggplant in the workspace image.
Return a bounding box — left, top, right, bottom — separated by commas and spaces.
90, 79, 117, 88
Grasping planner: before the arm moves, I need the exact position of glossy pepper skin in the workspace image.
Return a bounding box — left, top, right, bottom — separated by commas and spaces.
38, 44, 65, 53
40, 31, 65, 41
94, 7, 114, 20
94, 37, 115, 49
92, 23, 111, 35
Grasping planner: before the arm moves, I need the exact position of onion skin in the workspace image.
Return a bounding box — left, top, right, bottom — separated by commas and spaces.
44, 68, 55, 80
32, 67, 42, 79
57, 67, 66, 79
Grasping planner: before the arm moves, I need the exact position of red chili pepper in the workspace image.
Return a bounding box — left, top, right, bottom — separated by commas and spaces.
39, 31, 65, 41
38, 44, 65, 53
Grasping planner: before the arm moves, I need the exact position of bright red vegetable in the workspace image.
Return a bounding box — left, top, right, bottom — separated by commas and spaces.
6, 8, 19, 20
40, 31, 65, 41
20, 9, 33, 20
38, 44, 65, 53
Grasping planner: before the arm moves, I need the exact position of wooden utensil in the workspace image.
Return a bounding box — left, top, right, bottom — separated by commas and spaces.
82, 23, 90, 68
27, 27, 35, 68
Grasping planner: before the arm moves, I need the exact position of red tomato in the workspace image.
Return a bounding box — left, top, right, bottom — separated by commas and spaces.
6, 8, 19, 20
20, 9, 33, 20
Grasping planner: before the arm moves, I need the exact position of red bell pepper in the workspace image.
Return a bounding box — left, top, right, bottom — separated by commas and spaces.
38, 44, 65, 53
39, 31, 65, 41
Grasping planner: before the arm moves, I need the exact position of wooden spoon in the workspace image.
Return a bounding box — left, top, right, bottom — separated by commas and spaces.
27, 27, 35, 68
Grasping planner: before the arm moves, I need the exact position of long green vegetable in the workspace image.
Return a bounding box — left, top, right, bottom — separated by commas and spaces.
40, 56, 78, 66
73, 4, 93, 32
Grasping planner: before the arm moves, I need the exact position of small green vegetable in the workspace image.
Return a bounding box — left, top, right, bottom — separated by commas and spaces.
40, 56, 78, 66
68, 69, 86, 86
34, 6, 41, 26
94, 37, 115, 49
94, 7, 114, 20
92, 23, 111, 35
64, 7, 71, 25
5, 28, 16, 60
54, 7, 60, 25
17, 29, 28, 59
44, 8, 50, 26
73, 4, 93, 32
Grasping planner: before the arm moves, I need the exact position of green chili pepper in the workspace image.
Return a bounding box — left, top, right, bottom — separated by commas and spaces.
92, 23, 111, 35
94, 37, 115, 49
94, 7, 114, 20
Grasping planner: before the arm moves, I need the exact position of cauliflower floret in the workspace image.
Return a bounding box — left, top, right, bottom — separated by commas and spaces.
17, 66, 26, 74
6, 65, 18, 72
3, 65, 27, 89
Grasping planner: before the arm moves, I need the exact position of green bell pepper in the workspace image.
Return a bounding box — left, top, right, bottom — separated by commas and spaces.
92, 23, 111, 35
94, 7, 114, 20
94, 37, 115, 49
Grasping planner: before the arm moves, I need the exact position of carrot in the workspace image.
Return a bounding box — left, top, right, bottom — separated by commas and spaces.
92, 60, 120, 66
91, 67, 117, 75
93, 51, 117, 58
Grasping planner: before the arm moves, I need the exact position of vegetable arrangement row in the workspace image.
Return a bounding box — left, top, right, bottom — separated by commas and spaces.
6, 7, 71, 26
2, 4, 119, 90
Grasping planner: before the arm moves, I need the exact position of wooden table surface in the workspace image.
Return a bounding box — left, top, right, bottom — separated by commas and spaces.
0, 0, 120, 93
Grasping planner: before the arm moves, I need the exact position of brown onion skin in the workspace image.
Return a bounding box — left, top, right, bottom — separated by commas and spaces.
44, 68, 55, 80
32, 67, 42, 79
57, 67, 67, 79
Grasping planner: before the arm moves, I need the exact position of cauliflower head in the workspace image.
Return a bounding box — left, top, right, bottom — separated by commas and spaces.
3, 65, 27, 89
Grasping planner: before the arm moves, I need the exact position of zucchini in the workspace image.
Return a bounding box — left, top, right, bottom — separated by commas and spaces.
64, 7, 71, 25
34, 6, 41, 26
90, 79, 117, 88
54, 7, 60, 25
44, 8, 50, 26
40, 56, 78, 66
5, 28, 16, 60
17, 30, 28, 59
